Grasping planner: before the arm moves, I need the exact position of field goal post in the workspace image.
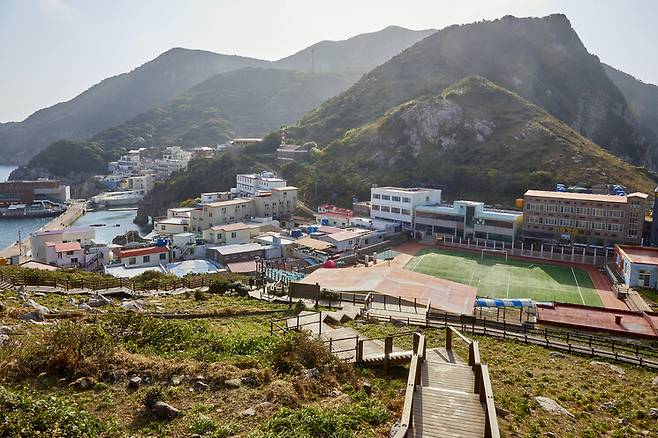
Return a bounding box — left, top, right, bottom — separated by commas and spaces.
481, 248, 508, 262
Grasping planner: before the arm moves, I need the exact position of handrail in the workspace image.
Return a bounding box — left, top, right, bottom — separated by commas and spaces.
394, 332, 425, 438
478, 364, 500, 438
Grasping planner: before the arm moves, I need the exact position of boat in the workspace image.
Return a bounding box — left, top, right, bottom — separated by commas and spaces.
91, 190, 143, 208
0, 200, 67, 219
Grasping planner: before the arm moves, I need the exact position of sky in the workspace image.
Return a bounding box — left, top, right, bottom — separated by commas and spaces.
1, 0, 657, 123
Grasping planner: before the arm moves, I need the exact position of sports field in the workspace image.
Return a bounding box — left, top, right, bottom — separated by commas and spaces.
406, 247, 603, 307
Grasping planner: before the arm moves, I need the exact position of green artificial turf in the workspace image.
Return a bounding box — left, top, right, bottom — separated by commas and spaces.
406, 248, 603, 307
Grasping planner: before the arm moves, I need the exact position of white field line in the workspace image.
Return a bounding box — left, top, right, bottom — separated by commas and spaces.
407, 253, 426, 271
571, 266, 586, 305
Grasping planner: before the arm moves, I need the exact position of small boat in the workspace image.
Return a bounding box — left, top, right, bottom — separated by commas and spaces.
0, 200, 67, 219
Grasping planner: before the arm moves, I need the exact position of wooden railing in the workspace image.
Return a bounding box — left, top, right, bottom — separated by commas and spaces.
394, 333, 425, 438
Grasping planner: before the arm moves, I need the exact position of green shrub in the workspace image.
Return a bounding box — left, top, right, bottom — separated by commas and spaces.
268, 332, 339, 374
189, 414, 216, 435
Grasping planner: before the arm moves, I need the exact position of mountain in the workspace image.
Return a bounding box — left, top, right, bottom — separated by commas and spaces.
24, 68, 357, 176
283, 77, 656, 207
0, 48, 269, 164
273, 25, 436, 73
290, 14, 644, 164
604, 63, 658, 166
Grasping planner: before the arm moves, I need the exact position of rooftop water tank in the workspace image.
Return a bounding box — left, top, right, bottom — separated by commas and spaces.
308, 225, 319, 234
320, 218, 329, 226
156, 238, 168, 247
290, 228, 303, 238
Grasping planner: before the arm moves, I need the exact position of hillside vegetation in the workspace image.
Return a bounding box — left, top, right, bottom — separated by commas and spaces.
290, 14, 643, 164
285, 77, 656, 206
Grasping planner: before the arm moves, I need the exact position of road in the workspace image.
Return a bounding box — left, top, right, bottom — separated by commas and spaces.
0, 201, 86, 261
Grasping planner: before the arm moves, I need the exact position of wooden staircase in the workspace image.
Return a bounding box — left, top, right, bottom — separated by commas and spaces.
395, 329, 500, 438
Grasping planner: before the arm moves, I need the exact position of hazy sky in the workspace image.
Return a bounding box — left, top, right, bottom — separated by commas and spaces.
1, 0, 657, 122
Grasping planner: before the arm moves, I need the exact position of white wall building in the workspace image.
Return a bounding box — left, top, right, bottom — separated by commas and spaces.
127, 174, 155, 195
118, 246, 170, 268
236, 171, 287, 196
31, 227, 95, 263
370, 187, 442, 231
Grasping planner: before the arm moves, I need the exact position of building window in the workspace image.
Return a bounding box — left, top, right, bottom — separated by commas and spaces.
545, 217, 557, 226
609, 223, 623, 232
609, 210, 623, 218
559, 218, 573, 227
373, 194, 381, 199
639, 269, 652, 287
392, 196, 401, 202
575, 220, 589, 229
143, 255, 150, 263
71, 258, 78, 264
159, 253, 167, 260
371, 205, 380, 211
161, 225, 166, 230
231, 232, 237, 238
402, 197, 411, 203
381, 206, 390, 212
381, 195, 390, 200
391, 207, 401, 214
401, 209, 411, 215
560, 205, 574, 214
545, 204, 558, 213
129, 257, 136, 265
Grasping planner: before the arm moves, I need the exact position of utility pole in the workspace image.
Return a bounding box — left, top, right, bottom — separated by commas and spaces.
17, 230, 22, 257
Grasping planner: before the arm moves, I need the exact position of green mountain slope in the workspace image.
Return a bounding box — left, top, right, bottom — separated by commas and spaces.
273, 25, 436, 73
25, 68, 358, 176
290, 14, 643, 163
286, 77, 656, 206
0, 49, 269, 164
604, 63, 658, 166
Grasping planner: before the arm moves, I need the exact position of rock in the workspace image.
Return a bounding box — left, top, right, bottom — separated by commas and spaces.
67, 298, 78, 305
121, 300, 143, 312
590, 361, 626, 376
0, 301, 5, 312
21, 310, 44, 322
68, 376, 95, 391
652, 376, 658, 387
241, 407, 256, 417
106, 370, 127, 383
152, 401, 179, 419
304, 368, 320, 379
57, 378, 67, 385
0, 334, 9, 345
362, 381, 373, 395
88, 294, 112, 307
26, 299, 49, 314
128, 376, 142, 389
224, 378, 242, 389
0, 325, 13, 334
33, 292, 46, 297
545, 433, 557, 438
601, 401, 617, 410
171, 375, 183, 386
534, 396, 575, 418
618, 418, 628, 426
549, 351, 566, 359
78, 303, 92, 311
649, 408, 658, 418
193, 381, 209, 392
390, 318, 405, 327
330, 388, 343, 398
241, 375, 258, 386
256, 401, 273, 410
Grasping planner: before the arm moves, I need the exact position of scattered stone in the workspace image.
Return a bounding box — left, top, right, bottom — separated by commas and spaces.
549, 351, 566, 359
67, 298, 78, 305
534, 396, 575, 418
618, 418, 628, 426
69, 376, 95, 391
88, 294, 112, 307
362, 381, 373, 395
241, 375, 258, 386
21, 310, 44, 322
152, 401, 179, 419
652, 376, 658, 387
590, 361, 626, 376
649, 408, 658, 418
171, 375, 183, 386
128, 376, 142, 389
0, 325, 13, 335
390, 318, 405, 327
224, 378, 242, 389
330, 388, 343, 398
601, 401, 617, 410
0, 334, 9, 345
33, 292, 46, 297
26, 299, 49, 314
121, 300, 143, 312
0, 301, 5, 312
78, 303, 92, 311
256, 401, 273, 410
544, 433, 557, 438
304, 368, 320, 379
241, 407, 256, 417
193, 381, 209, 392
106, 370, 127, 383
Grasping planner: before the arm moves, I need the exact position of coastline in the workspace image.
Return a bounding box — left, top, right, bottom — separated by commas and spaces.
0, 200, 86, 261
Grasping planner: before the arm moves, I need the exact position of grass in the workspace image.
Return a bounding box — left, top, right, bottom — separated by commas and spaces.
406, 247, 603, 306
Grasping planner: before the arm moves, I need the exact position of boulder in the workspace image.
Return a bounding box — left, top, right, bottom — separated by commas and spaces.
618, 418, 628, 426
171, 375, 184, 386
224, 378, 242, 389
105, 370, 127, 383
78, 303, 92, 311
649, 408, 658, 418
121, 300, 143, 312
304, 368, 320, 379
68, 376, 95, 391
88, 294, 112, 307
193, 381, 209, 392
67, 298, 78, 305
549, 351, 566, 359
534, 396, 575, 418
26, 299, 49, 314
21, 310, 44, 322
0, 334, 9, 345
652, 376, 658, 387
241, 375, 258, 386
590, 361, 626, 376
241, 407, 256, 417
152, 401, 180, 419
362, 381, 373, 395
128, 376, 142, 389
33, 292, 46, 297
0, 325, 13, 334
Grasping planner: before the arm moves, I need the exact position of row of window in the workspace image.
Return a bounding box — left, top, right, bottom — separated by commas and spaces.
526, 215, 624, 232
371, 204, 411, 215
372, 193, 412, 203
127, 253, 167, 265
525, 203, 625, 218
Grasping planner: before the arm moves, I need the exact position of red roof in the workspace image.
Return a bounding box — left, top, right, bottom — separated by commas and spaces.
318, 204, 353, 218
119, 246, 168, 258
48, 242, 82, 252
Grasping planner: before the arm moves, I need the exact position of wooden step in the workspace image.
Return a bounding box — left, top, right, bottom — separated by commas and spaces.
411, 387, 486, 438
421, 361, 475, 392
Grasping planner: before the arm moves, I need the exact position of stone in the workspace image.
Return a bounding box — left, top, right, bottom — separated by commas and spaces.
544, 433, 557, 438
128, 376, 142, 389
534, 396, 575, 418
0, 301, 5, 312
590, 361, 626, 376
67, 298, 78, 305
652, 376, 658, 387
241, 375, 258, 386
0, 325, 13, 335
601, 401, 617, 410
304, 368, 320, 379
21, 310, 44, 322
88, 294, 112, 307
224, 378, 242, 389
618, 418, 628, 426
152, 401, 179, 419
78, 303, 92, 311
69, 376, 95, 391
0, 334, 9, 345
549, 351, 566, 359
362, 381, 373, 395
241, 407, 256, 417
26, 299, 49, 314
33, 292, 46, 297
388, 421, 402, 438
37, 372, 48, 380
256, 401, 273, 410
193, 381, 209, 392
171, 375, 184, 386
649, 408, 658, 418
106, 370, 127, 383
121, 300, 143, 312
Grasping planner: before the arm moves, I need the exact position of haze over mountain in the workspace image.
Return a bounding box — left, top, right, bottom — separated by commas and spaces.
0, 49, 269, 164
291, 14, 645, 165
273, 25, 436, 73
1, 25, 435, 166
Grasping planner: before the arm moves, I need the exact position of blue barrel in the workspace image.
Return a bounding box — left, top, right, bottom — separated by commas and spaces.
291, 228, 303, 238
308, 225, 318, 233
320, 218, 329, 226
